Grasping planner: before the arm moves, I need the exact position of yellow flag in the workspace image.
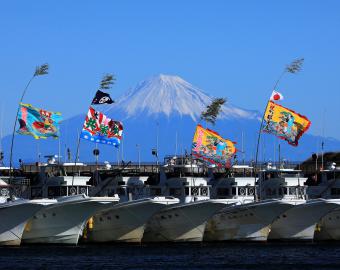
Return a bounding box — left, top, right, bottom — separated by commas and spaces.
192, 125, 236, 167
263, 101, 311, 146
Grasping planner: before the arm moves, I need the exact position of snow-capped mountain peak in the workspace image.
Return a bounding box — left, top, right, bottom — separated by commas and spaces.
107, 74, 259, 121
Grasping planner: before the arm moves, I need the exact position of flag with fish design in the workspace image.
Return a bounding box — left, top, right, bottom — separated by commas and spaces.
17, 103, 62, 139
263, 101, 311, 146
191, 125, 236, 167
80, 107, 123, 146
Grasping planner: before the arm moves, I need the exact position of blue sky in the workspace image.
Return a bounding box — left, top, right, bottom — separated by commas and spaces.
0, 0, 340, 139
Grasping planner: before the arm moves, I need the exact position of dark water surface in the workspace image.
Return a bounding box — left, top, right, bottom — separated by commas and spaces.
1, 242, 340, 270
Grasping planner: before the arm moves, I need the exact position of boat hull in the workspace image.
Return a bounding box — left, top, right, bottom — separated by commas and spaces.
86, 198, 178, 243
22, 197, 117, 245
204, 200, 298, 241
142, 200, 228, 242
269, 199, 340, 241
314, 207, 340, 241
0, 201, 45, 246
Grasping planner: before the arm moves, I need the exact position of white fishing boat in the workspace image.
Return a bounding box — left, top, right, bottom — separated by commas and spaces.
21, 159, 120, 245
143, 199, 228, 242
0, 179, 52, 246
22, 194, 118, 245
204, 165, 257, 241
310, 165, 340, 241
205, 165, 307, 241
315, 208, 340, 241
86, 196, 179, 243
142, 156, 231, 242
269, 198, 340, 241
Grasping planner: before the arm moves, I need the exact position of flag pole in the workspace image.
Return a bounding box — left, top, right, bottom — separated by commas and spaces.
253, 58, 304, 201
253, 70, 289, 200
9, 64, 49, 182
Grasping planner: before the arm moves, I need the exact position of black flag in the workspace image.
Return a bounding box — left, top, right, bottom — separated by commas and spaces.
91, 90, 114, 105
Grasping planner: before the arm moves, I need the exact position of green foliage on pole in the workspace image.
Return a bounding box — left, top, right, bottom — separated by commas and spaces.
200, 97, 227, 125
34, 63, 49, 76
286, 58, 304, 74
100, 74, 116, 90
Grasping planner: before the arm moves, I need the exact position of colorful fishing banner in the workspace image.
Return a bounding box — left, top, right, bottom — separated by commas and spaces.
191, 125, 236, 167
263, 101, 311, 146
80, 107, 123, 147
17, 103, 62, 139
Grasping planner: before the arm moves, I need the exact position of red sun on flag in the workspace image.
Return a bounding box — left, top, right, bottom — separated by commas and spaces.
270, 91, 284, 101
273, 94, 280, 100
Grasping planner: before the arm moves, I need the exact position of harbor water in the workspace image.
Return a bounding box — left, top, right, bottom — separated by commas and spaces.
1, 242, 340, 270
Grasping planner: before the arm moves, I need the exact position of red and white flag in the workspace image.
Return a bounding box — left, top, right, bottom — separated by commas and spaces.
270, 90, 284, 101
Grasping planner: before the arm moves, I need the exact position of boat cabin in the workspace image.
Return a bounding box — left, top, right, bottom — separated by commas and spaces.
259, 163, 307, 200
210, 165, 255, 204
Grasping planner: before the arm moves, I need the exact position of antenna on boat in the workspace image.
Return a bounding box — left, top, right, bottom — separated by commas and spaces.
321, 109, 326, 171
278, 143, 281, 168
156, 121, 159, 166
175, 130, 178, 157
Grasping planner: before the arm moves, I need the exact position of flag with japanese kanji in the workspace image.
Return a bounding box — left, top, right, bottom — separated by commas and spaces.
263, 101, 311, 146
80, 107, 123, 146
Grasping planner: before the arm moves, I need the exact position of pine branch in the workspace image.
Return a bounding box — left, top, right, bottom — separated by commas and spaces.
34, 63, 49, 76
200, 97, 227, 125
100, 74, 116, 90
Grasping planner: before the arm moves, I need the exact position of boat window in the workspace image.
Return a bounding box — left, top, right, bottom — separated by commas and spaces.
68, 186, 77, 195
297, 187, 306, 196
239, 187, 246, 196
232, 187, 237, 195
79, 186, 87, 195
191, 187, 199, 196
0, 187, 9, 197
288, 187, 296, 195
247, 187, 255, 196
200, 187, 208, 196
185, 187, 190, 195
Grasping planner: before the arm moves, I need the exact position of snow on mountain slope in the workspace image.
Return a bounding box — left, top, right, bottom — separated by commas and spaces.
105, 74, 260, 121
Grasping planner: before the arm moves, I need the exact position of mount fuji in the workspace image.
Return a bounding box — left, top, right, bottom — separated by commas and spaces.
2, 74, 340, 165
